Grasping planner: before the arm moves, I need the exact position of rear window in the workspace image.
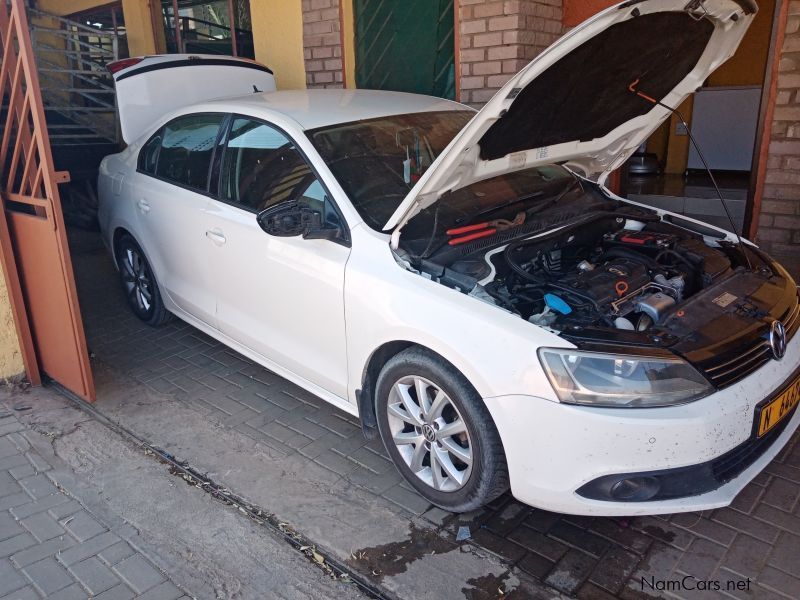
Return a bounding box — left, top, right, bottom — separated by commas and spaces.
151, 113, 225, 192
138, 132, 161, 175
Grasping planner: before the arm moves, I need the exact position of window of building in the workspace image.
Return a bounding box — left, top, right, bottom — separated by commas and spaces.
160, 0, 254, 59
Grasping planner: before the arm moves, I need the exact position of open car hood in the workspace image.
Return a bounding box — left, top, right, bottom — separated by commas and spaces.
383, 0, 757, 234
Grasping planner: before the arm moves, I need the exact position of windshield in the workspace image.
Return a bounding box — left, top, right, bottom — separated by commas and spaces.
306, 110, 474, 230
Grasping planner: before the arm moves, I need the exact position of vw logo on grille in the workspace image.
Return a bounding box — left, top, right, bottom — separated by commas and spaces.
770, 320, 787, 360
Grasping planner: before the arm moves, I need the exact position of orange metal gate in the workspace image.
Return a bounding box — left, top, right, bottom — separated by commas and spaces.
0, 0, 95, 401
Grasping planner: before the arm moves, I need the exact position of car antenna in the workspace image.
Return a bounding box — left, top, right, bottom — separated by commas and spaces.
627, 79, 752, 270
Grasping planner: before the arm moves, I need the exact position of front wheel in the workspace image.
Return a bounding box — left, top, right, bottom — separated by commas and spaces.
375, 347, 509, 512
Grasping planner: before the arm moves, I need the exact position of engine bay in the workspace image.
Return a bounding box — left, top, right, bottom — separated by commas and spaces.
478, 218, 736, 333
404, 206, 762, 339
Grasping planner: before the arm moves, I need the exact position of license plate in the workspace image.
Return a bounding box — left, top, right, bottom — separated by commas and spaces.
756, 375, 800, 437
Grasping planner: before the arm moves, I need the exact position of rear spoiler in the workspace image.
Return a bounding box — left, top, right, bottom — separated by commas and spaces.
107, 55, 273, 81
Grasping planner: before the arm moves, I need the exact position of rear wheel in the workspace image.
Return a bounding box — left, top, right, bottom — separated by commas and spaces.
116, 234, 171, 326
375, 347, 509, 512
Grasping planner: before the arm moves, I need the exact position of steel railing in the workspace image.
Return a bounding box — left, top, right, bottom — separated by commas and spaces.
26, 7, 120, 145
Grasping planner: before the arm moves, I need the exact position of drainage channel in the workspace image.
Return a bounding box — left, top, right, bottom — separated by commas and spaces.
48, 381, 393, 600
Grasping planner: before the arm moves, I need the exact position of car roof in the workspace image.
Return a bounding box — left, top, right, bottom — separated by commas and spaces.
200, 89, 470, 130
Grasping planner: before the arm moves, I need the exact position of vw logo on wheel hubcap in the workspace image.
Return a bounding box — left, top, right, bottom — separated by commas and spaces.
421, 424, 436, 443
770, 320, 787, 360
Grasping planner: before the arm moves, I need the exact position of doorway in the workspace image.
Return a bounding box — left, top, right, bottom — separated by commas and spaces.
621, 0, 777, 234
354, 0, 455, 100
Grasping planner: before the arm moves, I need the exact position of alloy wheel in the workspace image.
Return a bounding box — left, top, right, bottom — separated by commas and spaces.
121, 247, 153, 314
386, 375, 473, 492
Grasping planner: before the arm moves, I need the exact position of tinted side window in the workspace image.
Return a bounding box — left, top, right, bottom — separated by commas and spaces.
138, 131, 162, 175
156, 114, 224, 191
221, 118, 318, 212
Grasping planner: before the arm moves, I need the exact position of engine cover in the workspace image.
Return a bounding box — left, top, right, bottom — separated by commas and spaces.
557, 258, 650, 307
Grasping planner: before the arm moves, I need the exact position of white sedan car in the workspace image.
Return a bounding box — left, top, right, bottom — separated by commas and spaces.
99, 0, 800, 516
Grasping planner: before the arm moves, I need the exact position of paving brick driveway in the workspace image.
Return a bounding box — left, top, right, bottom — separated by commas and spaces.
69, 229, 800, 599
0, 411, 189, 600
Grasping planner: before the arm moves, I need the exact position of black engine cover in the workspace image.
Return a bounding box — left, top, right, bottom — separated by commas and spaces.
558, 258, 650, 307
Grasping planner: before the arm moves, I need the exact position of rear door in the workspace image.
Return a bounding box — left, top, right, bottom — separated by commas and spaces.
110, 54, 276, 144
205, 116, 351, 398
132, 113, 226, 326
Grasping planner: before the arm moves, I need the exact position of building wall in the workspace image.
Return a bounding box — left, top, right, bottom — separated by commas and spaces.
0, 265, 23, 381
709, 0, 775, 87
119, 0, 157, 56
458, 0, 563, 106
302, 0, 344, 88
563, 0, 614, 27
252, 1, 307, 89
756, 0, 800, 277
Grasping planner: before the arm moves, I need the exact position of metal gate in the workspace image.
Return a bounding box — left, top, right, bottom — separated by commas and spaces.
355, 0, 455, 99
0, 0, 95, 401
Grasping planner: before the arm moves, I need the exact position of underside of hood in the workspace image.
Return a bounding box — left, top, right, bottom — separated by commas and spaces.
384, 0, 757, 234
479, 11, 713, 161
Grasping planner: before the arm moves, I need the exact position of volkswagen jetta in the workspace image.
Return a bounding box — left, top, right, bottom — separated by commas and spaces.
99, 0, 800, 515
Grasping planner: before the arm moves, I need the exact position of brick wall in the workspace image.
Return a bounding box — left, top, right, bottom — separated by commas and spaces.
302, 0, 343, 89
458, 0, 563, 106
757, 2, 800, 278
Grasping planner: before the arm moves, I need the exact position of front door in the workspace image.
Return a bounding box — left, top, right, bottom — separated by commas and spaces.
205, 116, 351, 398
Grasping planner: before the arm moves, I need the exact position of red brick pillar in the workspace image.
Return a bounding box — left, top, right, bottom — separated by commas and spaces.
756, 2, 800, 278
458, 0, 563, 106
302, 0, 344, 89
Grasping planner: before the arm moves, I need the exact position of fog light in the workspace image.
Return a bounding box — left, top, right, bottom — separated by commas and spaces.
610, 476, 661, 501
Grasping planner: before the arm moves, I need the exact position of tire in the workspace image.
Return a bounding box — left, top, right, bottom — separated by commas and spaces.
115, 234, 171, 327
375, 347, 509, 512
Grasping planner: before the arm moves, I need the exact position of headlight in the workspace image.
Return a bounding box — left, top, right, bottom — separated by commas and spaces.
538, 348, 712, 408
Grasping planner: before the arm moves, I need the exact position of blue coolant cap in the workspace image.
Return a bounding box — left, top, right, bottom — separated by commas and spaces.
544, 293, 572, 315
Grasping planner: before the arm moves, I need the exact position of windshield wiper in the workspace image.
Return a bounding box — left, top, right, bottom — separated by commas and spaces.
526, 179, 582, 214
461, 190, 545, 223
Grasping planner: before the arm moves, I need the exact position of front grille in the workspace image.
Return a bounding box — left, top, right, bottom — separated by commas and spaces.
700, 295, 800, 389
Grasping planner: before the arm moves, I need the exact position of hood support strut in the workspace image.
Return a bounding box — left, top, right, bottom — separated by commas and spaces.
627, 79, 753, 269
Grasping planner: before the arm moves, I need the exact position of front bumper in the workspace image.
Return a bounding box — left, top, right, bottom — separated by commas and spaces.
484, 332, 800, 516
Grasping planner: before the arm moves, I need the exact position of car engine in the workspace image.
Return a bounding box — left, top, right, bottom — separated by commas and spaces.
446, 216, 736, 334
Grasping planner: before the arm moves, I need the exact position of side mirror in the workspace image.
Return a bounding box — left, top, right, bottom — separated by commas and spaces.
257, 202, 341, 241
302, 210, 341, 242
257, 202, 307, 237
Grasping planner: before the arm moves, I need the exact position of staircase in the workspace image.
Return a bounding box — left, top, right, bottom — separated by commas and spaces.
19, 8, 124, 228
28, 7, 120, 149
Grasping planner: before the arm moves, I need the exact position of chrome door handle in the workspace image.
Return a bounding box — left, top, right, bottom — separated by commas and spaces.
205, 229, 226, 245
137, 198, 150, 213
